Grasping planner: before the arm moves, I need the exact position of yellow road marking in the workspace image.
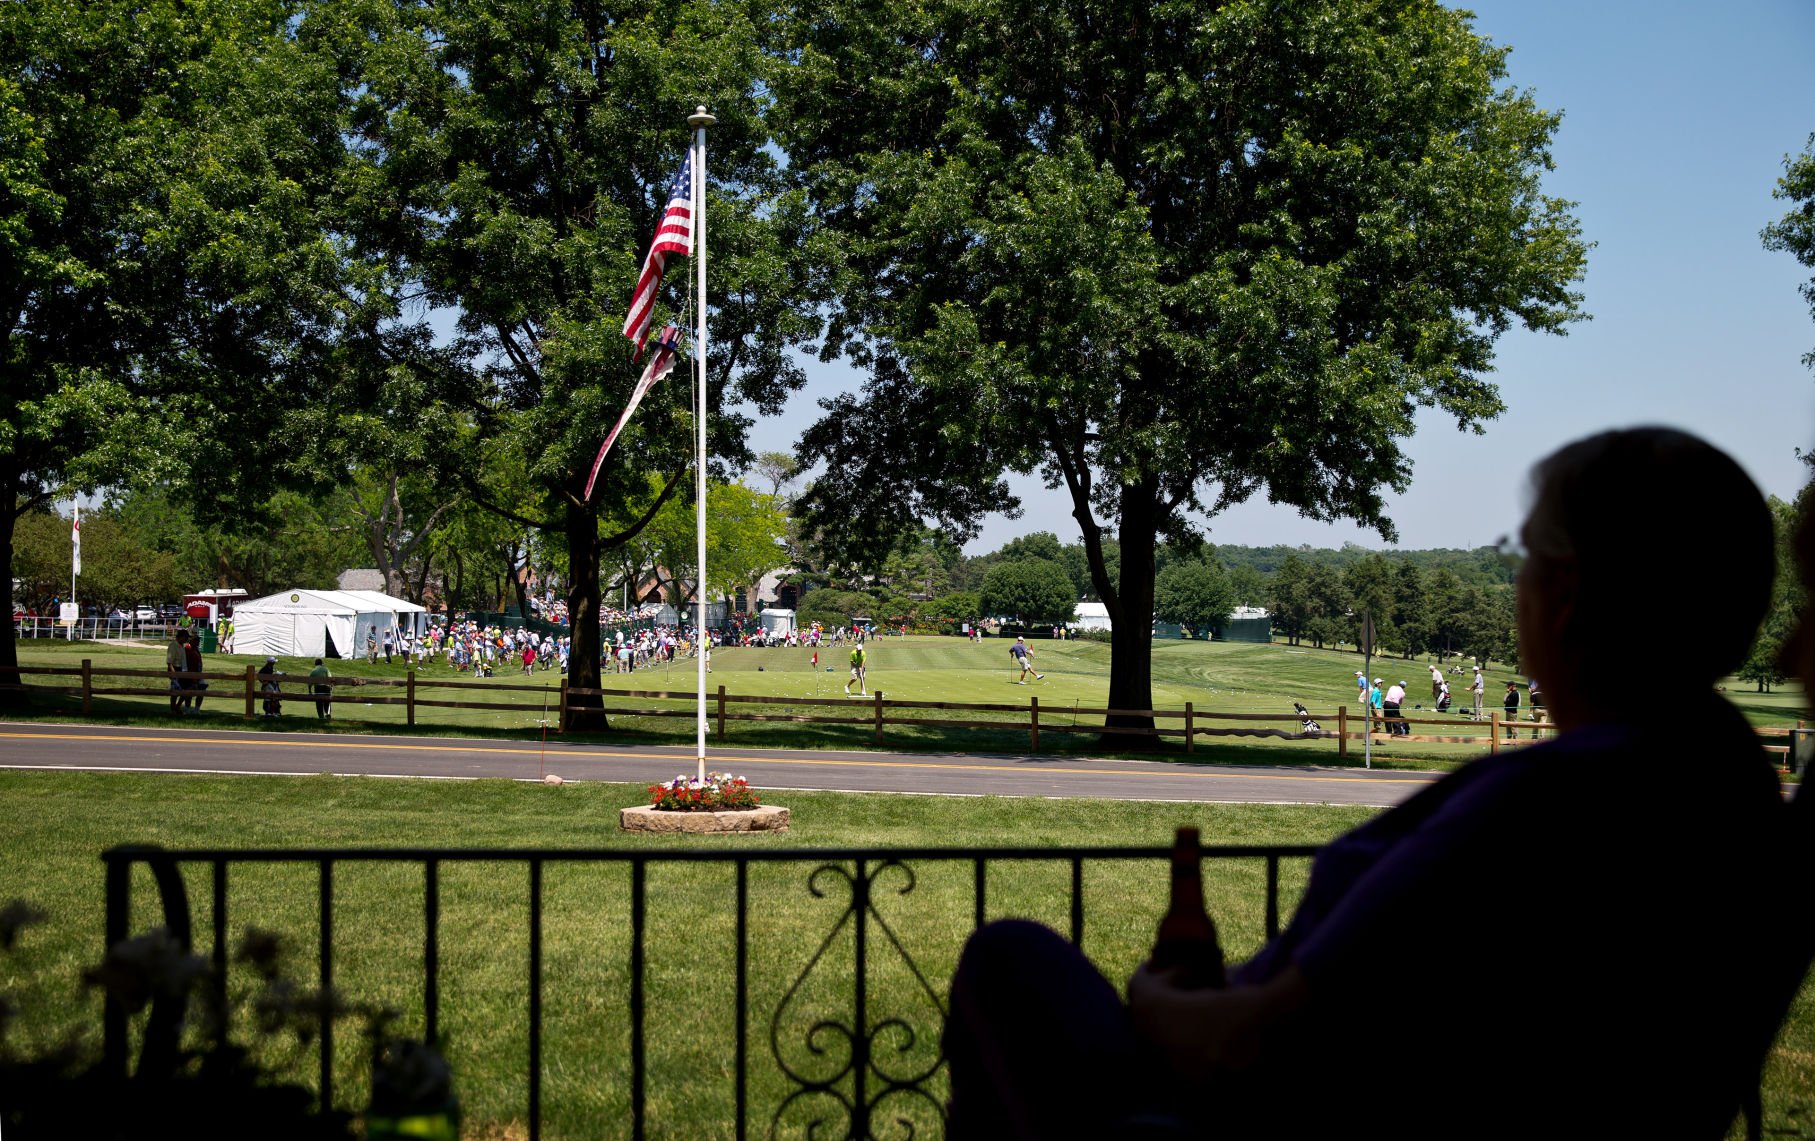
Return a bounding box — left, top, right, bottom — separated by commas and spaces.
0, 730, 1435, 787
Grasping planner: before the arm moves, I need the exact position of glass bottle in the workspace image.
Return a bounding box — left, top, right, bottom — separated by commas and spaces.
1150, 825, 1226, 989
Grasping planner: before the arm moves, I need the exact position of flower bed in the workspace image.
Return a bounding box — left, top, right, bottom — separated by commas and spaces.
646, 772, 760, 812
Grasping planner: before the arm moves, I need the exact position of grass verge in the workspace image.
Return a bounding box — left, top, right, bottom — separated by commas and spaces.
0, 770, 1807, 1138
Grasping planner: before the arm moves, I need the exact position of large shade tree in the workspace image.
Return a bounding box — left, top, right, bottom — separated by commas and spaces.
1, 0, 350, 689
326, 0, 823, 727
1763, 133, 1815, 368
777, 0, 1587, 737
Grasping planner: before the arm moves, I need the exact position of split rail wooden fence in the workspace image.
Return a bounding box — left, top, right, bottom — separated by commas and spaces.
3, 660, 1803, 768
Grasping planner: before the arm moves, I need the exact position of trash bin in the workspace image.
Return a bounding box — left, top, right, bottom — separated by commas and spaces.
201, 626, 218, 654
1790, 727, 1815, 779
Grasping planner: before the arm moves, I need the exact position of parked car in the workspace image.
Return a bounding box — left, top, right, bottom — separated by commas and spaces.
133, 606, 158, 622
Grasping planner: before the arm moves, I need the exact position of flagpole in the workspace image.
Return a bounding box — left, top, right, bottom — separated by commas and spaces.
689, 105, 715, 784
69, 497, 79, 642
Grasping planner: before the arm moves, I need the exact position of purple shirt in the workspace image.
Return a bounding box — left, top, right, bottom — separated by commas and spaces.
1233, 693, 1781, 1137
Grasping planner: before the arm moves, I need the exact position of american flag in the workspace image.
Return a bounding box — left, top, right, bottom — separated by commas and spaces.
622, 153, 694, 357
584, 325, 685, 501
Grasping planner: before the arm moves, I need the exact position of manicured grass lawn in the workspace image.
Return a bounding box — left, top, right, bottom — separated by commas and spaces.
0, 770, 1358, 1138
13, 634, 1806, 771
0, 770, 1808, 1139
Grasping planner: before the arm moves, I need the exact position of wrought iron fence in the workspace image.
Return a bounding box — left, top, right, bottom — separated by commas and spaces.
100, 842, 1318, 1139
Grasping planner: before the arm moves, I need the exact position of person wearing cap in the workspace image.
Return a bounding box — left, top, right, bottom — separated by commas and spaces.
1429, 663, 1444, 702
845, 641, 868, 696
258, 655, 284, 718
1470, 664, 1486, 720
1502, 680, 1521, 737
1354, 670, 1368, 708
1384, 680, 1407, 736
1010, 635, 1043, 683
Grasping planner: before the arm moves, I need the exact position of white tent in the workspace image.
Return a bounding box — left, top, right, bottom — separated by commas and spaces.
1073, 601, 1112, 631
232, 588, 428, 659
759, 608, 795, 636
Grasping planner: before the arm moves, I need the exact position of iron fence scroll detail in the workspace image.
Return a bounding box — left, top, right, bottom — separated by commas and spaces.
769, 859, 949, 1139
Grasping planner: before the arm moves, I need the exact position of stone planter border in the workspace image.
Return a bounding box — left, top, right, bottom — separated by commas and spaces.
619, 804, 790, 833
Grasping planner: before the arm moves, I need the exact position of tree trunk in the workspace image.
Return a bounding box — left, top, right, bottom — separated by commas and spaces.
565, 498, 608, 731
511, 555, 532, 623
1104, 480, 1158, 744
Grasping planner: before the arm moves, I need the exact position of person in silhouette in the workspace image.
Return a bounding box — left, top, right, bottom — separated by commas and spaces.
944, 427, 1782, 1140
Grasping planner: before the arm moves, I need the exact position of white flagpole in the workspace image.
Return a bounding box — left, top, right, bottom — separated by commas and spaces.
69, 497, 79, 642
689, 105, 715, 783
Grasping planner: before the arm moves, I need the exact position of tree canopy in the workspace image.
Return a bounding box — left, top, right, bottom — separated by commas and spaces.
322, 0, 825, 725
777, 0, 1587, 734
1, 0, 351, 683
1763, 133, 1815, 369
1153, 560, 1237, 636
980, 558, 1077, 626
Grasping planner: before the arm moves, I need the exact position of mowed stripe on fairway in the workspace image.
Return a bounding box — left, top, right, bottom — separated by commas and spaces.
0, 728, 1434, 788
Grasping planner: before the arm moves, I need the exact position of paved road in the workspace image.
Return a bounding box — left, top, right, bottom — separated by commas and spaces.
0, 723, 1434, 808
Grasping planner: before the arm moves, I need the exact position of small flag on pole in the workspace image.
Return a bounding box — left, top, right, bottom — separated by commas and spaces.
584, 325, 685, 502
622, 154, 694, 358
71, 502, 81, 577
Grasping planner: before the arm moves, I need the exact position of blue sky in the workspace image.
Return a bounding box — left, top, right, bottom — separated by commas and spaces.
742, 0, 1815, 553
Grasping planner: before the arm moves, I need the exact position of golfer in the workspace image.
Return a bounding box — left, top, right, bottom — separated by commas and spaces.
845, 643, 867, 696
1011, 636, 1043, 684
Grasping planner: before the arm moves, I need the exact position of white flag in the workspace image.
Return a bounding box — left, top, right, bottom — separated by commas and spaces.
71, 502, 81, 577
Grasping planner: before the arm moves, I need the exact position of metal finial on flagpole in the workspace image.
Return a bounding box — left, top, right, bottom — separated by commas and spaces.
688, 106, 716, 129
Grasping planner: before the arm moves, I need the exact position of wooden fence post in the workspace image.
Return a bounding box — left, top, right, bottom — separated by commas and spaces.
718, 685, 727, 740
1490, 712, 1500, 755
1029, 695, 1039, 753
558, 679, 569, 734
406, 670, 416, 727
244, 665, 257, 718
81, 659, 92, 715
1185, 702, 1194, 754
873, 691, 884, 745
1337, 705, 1348, 759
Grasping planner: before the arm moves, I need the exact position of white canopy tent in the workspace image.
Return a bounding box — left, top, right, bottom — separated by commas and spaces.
232, 588, 428, 659
1073, 601, 1112, 631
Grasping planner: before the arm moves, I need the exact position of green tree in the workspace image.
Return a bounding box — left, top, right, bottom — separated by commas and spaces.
1304, 563, 1351, 651
0, 0, 351, 686
1270, 553, 1314, 646
1763, 134, 1815, 369
1344, 554, 1398, 653
115, 486, 356, 598
797, 588, 879, 629
1393, 561, 1432, 660
1226, 564, 1268, 610
1154, 560, 1237, 638
1060, 539, 1119, 603
980, 558, 1077, 626
1739, 495, 1802, 692
13, 509, 182, 613
779, 0, 1587, 739
642, 481, 788, 608
335, 0, 823, 728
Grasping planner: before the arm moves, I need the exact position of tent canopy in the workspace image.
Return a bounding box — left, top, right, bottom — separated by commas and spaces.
232, 588, 427, 659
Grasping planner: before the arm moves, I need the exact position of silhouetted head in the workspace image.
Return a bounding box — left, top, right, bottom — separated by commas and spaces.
1518, 427, 1773, 706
